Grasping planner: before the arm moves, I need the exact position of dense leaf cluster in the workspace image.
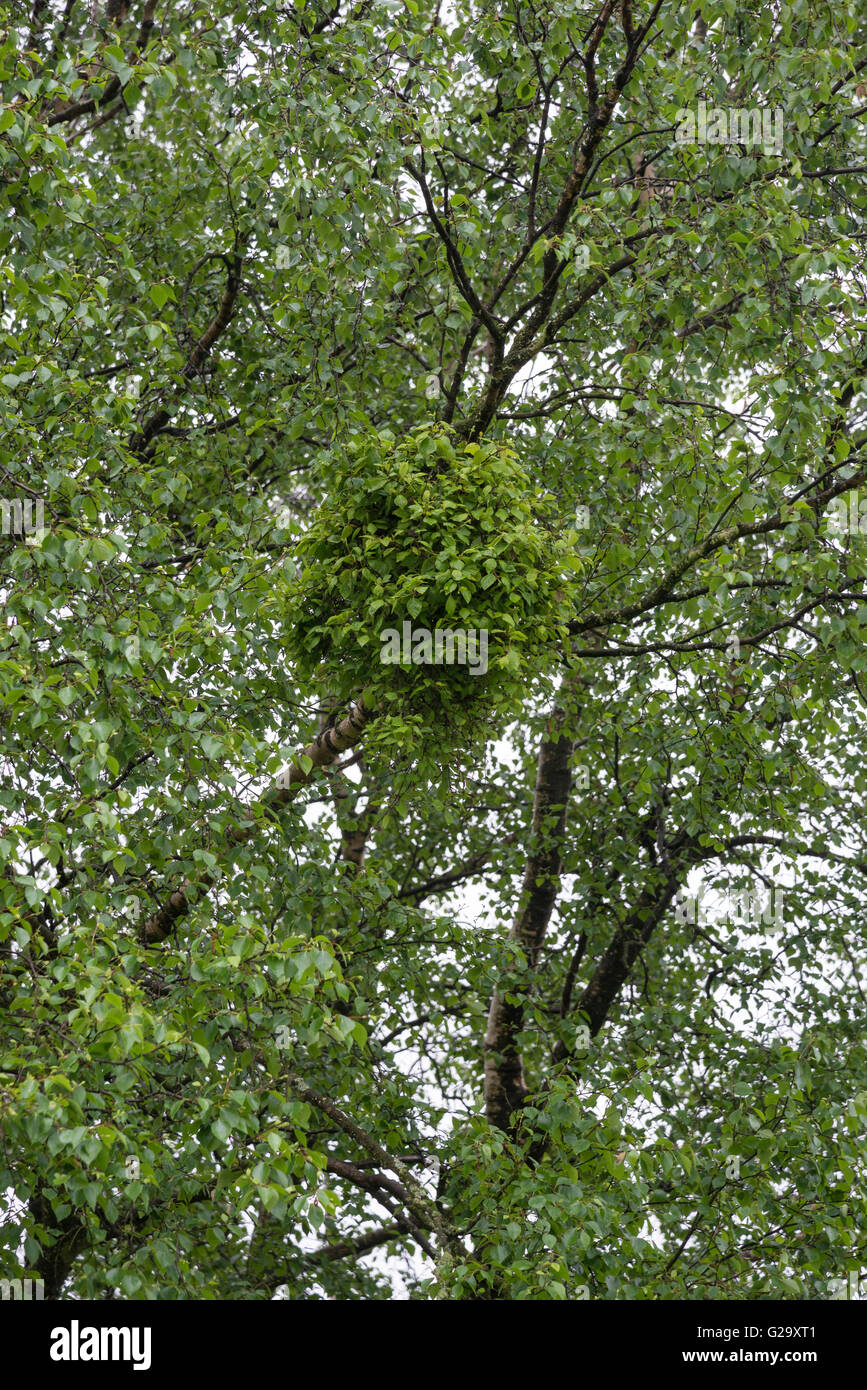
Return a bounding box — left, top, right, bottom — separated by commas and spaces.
285, 422, 579, 727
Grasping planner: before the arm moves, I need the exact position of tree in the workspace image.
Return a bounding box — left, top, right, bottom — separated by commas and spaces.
1, 0, 866, 1302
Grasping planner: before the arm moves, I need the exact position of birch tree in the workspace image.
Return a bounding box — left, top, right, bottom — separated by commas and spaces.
1, 0, 866, 1300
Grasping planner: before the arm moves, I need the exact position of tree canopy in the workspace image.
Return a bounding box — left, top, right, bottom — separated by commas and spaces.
1, 0, 866, 1302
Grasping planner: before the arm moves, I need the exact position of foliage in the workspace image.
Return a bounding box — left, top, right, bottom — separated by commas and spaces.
284, 422, 577, 733
1, 0, 866, 1304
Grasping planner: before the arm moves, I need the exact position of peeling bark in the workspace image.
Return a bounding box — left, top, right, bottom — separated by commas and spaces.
319, 701, 372, 868
483, 696, 576, 1130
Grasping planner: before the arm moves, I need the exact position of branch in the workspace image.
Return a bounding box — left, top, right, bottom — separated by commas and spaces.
131, 249, 244, 454
404, 158, 505, 342
396, 835, 516, 903
321, 1159, 438, 1261
484, 686, 578, 1130
47, 0, 158, 127
289, 1077, 463, 1259
568, 457, 867, 637
459, 3, 664, 439
304, 1224, 406, 1264
138, 695, 374, 944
